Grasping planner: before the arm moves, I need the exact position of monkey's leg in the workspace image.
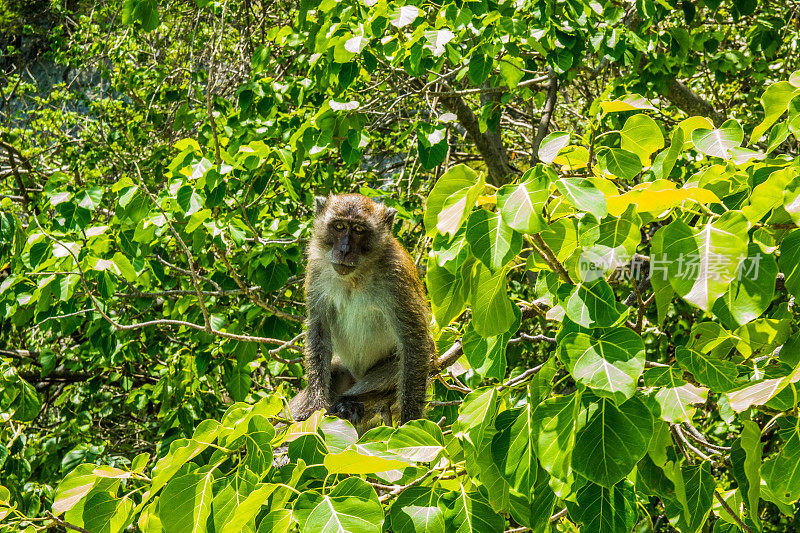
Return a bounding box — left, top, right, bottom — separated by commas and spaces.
332, 356, 398, 425
288, 359, 354, 421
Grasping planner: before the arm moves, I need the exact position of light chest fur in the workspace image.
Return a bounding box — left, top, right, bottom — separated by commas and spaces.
316, 265, 397, 378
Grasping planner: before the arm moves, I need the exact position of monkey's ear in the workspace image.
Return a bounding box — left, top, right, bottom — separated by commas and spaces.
383, 207, 397, 228
314, 196, 328, 215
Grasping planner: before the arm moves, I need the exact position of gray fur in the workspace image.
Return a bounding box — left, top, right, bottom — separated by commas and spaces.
293, 194, 435, 427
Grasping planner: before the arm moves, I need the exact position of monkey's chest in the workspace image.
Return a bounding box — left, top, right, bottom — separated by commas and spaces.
328, 294, 397, 379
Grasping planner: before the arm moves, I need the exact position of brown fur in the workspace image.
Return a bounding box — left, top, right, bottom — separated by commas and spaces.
289, 194, 435, 426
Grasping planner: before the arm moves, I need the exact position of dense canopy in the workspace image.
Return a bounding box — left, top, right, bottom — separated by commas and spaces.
2, 0, 800, 531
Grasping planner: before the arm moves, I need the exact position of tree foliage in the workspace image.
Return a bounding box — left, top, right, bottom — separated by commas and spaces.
2, 0, 800, 531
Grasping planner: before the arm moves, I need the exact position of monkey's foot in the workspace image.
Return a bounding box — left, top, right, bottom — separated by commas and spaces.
331, 398, 365, 425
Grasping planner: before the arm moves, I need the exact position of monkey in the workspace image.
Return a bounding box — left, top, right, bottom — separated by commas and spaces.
288, 193, 436, 427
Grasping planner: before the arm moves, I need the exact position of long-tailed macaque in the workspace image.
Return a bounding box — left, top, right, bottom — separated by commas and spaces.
288, 194, 435, 426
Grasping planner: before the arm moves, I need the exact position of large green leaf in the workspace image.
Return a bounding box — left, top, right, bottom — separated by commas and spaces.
530, 392, 583, 481
663, 462, 715, 533
713, 242, 777, 327
780, 229, 800, 299
490, 404, 536, 493
620, 114, 664, 165
570, 480, 637, 533
465, 209, 522, 272
596, 147, 643, 180
572, 396, 653, 487
389, 487, 446, 533
447, 487, 504, 533
387, 420, 446, 462
425, 164, 485, 237
496, 169, 549, 234
82, 493, 133, 533
556, 178, 607, 218
469, 264, 516, 338
644, 367, 709, 423
730, 420, 762, 527
160, 471, 215, 533
304, 494, 384, 533
427, 257, 471, 328
578, 205, 642, 277
659, 212, 749, 311
560, 328, 645, 404
750, 81, 800, 141
676, 347, 740, 392
565, 279, 627, 328
691, 119, 744, 159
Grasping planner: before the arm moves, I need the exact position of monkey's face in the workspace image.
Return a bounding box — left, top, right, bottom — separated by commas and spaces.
326, 219, 372, 275
313, 194, 396, 277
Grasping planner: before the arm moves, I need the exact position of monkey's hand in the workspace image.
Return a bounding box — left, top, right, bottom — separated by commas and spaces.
331, 398, 365, 425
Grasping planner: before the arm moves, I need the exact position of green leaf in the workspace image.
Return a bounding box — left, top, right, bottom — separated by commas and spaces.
658, 212, 749, 311
691, 119, 744, 159
160, 471, 214, 533
560, 328, 645, 404
447, 487, 504, 533
620, 114, 664, 165
389, 487, 446, 533
387, 420, 445, 462
221, 483, 278, 533
427, 257, 471, 328
496, 169, 549, 234
453, 388, 498, 447
730, 420, 762, 526
499, 57, 524, 88
780, 229, 800, 300
468, 54, 492, 85
725, 366, 800, 413
462, 326, 509, 380
490, 404, 535, 493
652, 128, 685, 180
644, 367, 709, 422
53, 464, 105, 514
572, 396, 653, 487
578, 205, 642, 276
243, 415, 275, 477
469, 264, 516, 338
324, 449, 410, 475
556, 178, 607, 218
11, 379, 41, 422
538, 132, 571, 164
676, 347, 740, 392
743, 167, 798, 223
762, 418, 800, 505
713, 242, 777, 327
304, 494, 383, 533
571, 480, 637, 533
665, 462, 715, 533
600, 94, 656, 114
389, 5, 419, 28
750, 81, 800, 141
530, 392, 582, 481
83, 493, 133, 533
565, 279, 627, 329
133, 0, 160, 31
465, 209, 521, 271
425, 164, 485, 237
784, 173, 800, 225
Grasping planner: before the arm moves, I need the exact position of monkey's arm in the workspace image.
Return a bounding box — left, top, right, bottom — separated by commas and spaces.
303, 309, 334, 415
391, 297, 435, 424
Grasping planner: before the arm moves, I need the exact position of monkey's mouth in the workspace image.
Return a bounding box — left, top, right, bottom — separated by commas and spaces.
332, 263, 357, 275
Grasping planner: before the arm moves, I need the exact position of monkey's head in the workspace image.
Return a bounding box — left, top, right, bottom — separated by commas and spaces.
312, 194, 397, 276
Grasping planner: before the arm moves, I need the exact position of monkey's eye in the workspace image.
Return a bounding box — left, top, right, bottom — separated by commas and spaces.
353, 225, 366, 234
334, 222, 345, 231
